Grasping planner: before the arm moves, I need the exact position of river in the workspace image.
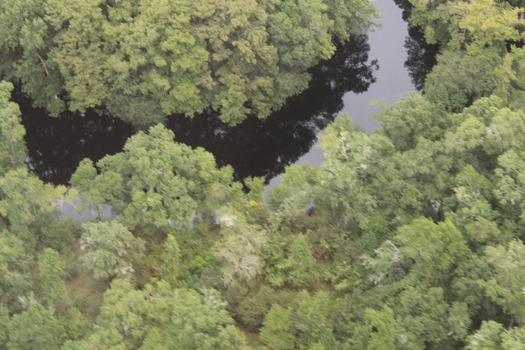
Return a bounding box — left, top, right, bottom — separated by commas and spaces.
267, 0, 416, 190
18, 0, 436, 195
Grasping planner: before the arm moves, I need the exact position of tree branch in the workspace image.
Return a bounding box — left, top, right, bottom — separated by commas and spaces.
37, 53, 50, 76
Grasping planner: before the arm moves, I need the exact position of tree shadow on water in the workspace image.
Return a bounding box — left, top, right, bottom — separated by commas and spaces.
166, 35, 378, 183
19, 35, 377, 186
16, 94, 133, 185
393, 0, 440, 92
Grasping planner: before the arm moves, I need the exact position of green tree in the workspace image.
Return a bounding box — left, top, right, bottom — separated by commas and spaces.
69, 279, 150, 349
80, 221, 145, 281
395, 218, 469, 286
141, 284, 246, 350
395, 287, 450, 349
466, 321, 525, 350
376, 92, 447, 151
71, 124, 240, 231
290, 291, 339, 349
425, 50, 506, 112
0, 0, 375, 126
161, 234, 181, 286
352, 306, 397, 350
60, 307, 90, 342
281, 234, 317, 288
38, 248, 68, 309
0, 305, 8, 350
493, 150, 525, 228
0, 232, 32, 310
8, 301, 65, 350
449, 165, 499, 241
483, 239, 525, 324
0, 1, 65, 115
363, 218, 469, 287
74, 279, 246, 349
259, 305, 295, 350
0, 81, 26, 175
0, 167, 66, 249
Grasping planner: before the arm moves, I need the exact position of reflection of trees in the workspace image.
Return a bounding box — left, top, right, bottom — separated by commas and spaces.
19, 35, 376, 186
393, 0, 439, 91
17, 95, 133, 185
166, 35, 377, 183
17, 3, 439, 187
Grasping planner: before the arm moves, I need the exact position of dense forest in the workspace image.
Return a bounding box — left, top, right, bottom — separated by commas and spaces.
0, 0, 375, 126
0, 0, 525, 349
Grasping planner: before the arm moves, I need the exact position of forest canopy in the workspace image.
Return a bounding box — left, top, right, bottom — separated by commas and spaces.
0, 0, 376, 127
1, 0, 525, 349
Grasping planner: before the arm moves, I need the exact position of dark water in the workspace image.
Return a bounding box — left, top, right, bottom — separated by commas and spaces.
166, 35, 377, 182
265, 0, 438, 188
18, 0, 437, 187
394, 0, 439, 92
16, 97, 134, 185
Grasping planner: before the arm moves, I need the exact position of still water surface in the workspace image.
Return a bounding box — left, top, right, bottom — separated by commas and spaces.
267, 0, 414, 191
18, 0, 436, 193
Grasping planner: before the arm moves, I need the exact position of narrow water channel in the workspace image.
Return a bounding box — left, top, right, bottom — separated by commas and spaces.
266, 0, 428, 189
18, 0, 436, 192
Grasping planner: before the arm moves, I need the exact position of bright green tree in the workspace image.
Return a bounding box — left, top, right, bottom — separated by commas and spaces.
80, 221, 145, 281
71, 124, 240, 231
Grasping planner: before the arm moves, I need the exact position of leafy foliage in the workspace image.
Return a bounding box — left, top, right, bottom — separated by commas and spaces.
71, 124, 239, 231
1, 0, 525, 348
8, 302, 65, 350
80, 221, 145, 281
0, 0, 376, 126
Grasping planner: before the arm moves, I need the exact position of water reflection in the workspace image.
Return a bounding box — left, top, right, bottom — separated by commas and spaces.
17, 96, 134, 185
20, 35, 377, 185
19, 3, 438, 187
167, 35, 377, 182
393, 0, 439, 91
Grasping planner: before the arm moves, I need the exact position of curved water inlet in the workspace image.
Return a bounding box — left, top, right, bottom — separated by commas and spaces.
17, 0, 437, 219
